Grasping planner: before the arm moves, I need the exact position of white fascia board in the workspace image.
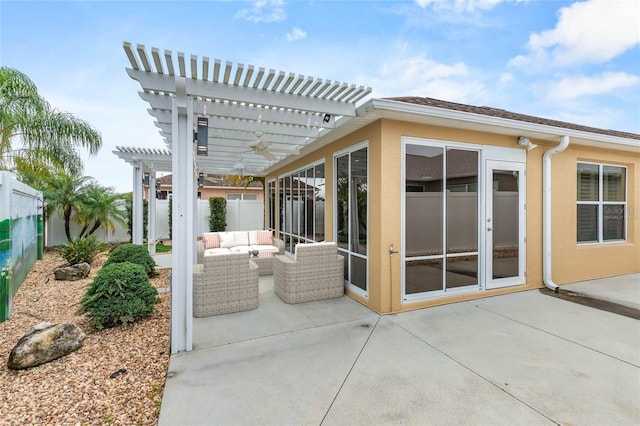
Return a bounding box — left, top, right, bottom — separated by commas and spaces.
363, 99, 640, 152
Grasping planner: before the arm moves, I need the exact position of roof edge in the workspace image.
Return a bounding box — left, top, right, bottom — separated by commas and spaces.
361, 98, 639, 151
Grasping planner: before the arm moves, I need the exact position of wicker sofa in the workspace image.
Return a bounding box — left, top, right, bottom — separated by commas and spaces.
198, 230, 284, 260
193, 252, 259, 317
273, 242, 344, 304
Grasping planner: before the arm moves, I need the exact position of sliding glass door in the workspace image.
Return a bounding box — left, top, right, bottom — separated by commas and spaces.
403, 143, 480, 299
403, 140, 527, 300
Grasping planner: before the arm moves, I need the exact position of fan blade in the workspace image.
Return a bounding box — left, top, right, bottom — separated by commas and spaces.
269, 148, 300, 155
261, 151, 277, 161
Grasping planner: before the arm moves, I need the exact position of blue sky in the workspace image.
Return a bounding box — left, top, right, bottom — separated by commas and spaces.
1, 0, 639, 193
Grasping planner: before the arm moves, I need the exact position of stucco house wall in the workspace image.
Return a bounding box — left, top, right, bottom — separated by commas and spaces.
266, 109, 639, 315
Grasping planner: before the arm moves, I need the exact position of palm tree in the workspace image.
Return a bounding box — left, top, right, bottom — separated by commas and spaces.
74, 184, 127, 238
0, 67, 101, 174
42, 171, 93, 241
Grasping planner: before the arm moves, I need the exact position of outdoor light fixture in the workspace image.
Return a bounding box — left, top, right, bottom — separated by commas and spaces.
323, 113, 331, 124
517, 136, 538, 151
196, 117, 208, 156
142, 172, 150, 187
155, 182, 161, 191
198, 172, 205, 186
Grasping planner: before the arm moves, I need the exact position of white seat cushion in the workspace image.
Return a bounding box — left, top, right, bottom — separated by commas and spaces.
230, 246, 253, 253
204, 248, 232, 256
250, 244, 279, 253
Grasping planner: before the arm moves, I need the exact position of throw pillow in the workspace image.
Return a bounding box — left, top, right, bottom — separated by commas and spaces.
257, 230, 273, 245
219, 232, 236, 248
202, 232, 220, 249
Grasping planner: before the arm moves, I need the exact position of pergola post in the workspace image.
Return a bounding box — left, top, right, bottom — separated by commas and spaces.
132, 161, 143, 245
170, 82, 194, 353
148, 171, 157, 256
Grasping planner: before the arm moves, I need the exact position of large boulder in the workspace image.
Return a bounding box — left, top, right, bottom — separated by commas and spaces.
54, 263, 90, 281
7, 322, 85, 370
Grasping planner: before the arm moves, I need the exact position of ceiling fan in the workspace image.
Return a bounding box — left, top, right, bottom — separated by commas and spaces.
235, 132, 300, 161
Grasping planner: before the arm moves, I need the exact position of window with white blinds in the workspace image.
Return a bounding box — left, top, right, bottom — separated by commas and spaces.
577, 162, 626, 243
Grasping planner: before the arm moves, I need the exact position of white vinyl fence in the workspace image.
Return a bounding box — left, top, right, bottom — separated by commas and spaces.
46, 199, 264, 247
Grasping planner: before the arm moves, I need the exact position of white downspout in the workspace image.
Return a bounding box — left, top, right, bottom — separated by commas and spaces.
542, 135, 570, 292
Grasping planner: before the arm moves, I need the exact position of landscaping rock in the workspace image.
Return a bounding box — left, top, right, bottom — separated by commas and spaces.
54, 263, 90, 281
7, 322, 85, 370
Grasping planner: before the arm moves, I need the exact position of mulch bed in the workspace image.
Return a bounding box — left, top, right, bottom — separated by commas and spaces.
0, 249, 170, 425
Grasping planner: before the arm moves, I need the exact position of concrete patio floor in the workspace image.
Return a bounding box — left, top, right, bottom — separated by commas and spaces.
158, 271, 640, 426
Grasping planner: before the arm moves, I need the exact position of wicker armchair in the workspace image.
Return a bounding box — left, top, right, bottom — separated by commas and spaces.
193, 252, 259, 317
273, 242, 344, 304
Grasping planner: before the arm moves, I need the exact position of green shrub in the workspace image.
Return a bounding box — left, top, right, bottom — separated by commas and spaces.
104, 243, 156, 277
58, 236, 103, 265
81, 262, 159, 330
209, 197, 226, 231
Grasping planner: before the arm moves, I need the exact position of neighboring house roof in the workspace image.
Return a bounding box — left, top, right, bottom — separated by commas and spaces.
386, 97, 640, 141
156, 174, 264, 189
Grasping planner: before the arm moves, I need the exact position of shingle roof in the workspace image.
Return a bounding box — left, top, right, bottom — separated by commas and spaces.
385, 97, 640, 140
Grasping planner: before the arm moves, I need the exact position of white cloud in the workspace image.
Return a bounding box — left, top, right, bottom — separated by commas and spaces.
414, 0, 513, 13
510, 0, 640, 69
235, 0, 286, 23
286, 27, 307, 42
546, 72, 640, 101
362, 50, 485, 102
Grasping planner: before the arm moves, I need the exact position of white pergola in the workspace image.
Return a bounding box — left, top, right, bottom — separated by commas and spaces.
117, 42, 371, 353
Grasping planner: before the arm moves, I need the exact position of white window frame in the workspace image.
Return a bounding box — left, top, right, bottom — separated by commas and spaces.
577, 162, 627, 244
226, 193, 258, 201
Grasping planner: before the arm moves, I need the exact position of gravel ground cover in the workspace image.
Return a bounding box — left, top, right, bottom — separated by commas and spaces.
0, 249, 170, 425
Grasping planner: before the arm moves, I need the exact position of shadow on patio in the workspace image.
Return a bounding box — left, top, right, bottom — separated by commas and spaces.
193, 275, 376, 350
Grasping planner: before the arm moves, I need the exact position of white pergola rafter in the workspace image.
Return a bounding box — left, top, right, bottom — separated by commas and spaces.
119, 41, 372, 354
124, 42, 371, 175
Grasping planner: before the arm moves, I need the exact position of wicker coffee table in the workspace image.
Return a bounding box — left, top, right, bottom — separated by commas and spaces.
250, 251, 275, 276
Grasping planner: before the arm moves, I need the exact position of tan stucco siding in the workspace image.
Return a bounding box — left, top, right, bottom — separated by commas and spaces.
549, 146, 639, 283
267, 117, 639, 314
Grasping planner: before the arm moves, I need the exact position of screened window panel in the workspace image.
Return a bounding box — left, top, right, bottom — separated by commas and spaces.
577, 205, 598, 242
603, 166, 625, 202
405, 145, 444, 257
577, 163, 599, 201
603, 205, 625, 241
315, 164, 325, 241
336, 155, 350, 251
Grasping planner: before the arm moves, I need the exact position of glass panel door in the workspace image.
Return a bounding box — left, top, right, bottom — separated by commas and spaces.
335, 145, 368, 297
403, 144, 479, 299
485, 160, 525, 289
